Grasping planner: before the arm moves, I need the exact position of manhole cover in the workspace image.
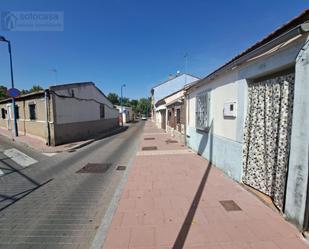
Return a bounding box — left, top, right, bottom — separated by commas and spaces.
166, 139, 178, 144
116, 166, 126, 171
142, 146, 158, 151
77, 163, 111, 173
219, 200, 242, 211
144, 137, 155, 140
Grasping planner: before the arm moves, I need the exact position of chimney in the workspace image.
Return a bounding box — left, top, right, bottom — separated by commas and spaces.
168, 74, 174, 80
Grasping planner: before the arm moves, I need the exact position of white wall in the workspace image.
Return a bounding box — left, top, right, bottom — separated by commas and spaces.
186, 34, 307, 183
155, 109, 162, 128
285, 33, 309, 229
187, 35, 307, 142
115, 105, 133, 123
54, 83, 118, 124
153, 74, 199, 106
187, 71, 239, 141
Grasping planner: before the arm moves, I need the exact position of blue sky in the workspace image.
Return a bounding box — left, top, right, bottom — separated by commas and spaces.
0, 0, 308, 99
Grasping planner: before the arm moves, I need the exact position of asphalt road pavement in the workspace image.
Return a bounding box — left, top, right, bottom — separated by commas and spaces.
0, 121, 145, 249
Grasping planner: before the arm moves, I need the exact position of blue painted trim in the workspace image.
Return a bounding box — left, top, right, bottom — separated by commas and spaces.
187, 127, 243, 181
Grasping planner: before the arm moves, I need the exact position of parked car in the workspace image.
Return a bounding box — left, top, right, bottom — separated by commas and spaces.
141, 115, 147, 120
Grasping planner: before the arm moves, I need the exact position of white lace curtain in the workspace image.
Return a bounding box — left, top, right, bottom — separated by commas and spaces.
243, 72, 295, 210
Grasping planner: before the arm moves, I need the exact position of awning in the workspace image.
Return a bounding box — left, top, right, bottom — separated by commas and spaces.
156, 105, 166, 111
166, 97, 184, 107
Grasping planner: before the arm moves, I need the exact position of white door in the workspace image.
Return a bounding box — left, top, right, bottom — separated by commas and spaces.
6, 104, 12, 130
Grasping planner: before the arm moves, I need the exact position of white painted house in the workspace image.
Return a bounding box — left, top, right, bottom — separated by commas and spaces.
50, 82, 119, 145
0, 82, 119, 146
151, 73, 199, 128
185, 10, 309, 230
115, 105, 134, 124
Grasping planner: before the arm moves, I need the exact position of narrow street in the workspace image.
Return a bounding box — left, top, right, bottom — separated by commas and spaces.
0, 121, 145, 249
0, 3, 308, 249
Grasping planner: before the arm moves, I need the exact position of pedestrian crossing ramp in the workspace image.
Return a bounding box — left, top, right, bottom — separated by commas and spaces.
0, 148, 38, 176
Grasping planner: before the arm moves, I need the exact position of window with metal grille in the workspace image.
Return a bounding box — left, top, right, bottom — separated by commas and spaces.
100, 104, 105, 119
1, 108, 6, 119
176, 108, 181, 124
29, 104, 36, 120
196, 91, 210, 131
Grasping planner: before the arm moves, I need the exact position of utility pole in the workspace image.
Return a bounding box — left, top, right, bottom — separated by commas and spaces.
0, 36, 18, 136
120, 84, 126, 126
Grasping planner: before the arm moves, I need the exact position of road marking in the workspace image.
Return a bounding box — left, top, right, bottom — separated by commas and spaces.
3, 148, 38, 167
43, 152, 58, 157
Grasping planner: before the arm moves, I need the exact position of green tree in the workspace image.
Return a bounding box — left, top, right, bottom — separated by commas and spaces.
20, 89, 29, 95
0, 85, 8, 100
29, 85, 44, 93
121, 97, 130, 106
107, 93, 120, 105
137, 97, 151, 116
129, 99, 139, 112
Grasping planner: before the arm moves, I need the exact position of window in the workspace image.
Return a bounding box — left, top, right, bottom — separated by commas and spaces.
14, 105, 19, 119
29, 104, 36, 120
168, 110, 172, 121
100, 104, 105, 119
176, 108, 181, 124
1, 108, 6, 119
196, 91, 210, 130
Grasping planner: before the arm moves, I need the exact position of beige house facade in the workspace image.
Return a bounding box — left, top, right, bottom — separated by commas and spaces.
0, 82, 119, 146
155, 88, 187, 143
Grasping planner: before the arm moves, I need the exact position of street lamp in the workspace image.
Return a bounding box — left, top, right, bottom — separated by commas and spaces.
120, 83, 126, 113
0, 35, 18, 137
120, 84, 126, 126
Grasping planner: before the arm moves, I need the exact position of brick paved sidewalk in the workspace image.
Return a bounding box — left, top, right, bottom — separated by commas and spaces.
103, 121, 309, 249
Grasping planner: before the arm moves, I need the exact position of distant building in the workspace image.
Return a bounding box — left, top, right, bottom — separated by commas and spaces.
151, 73, 199, 127
155, 87, 188, 143
0, 82, 119, 145
115, 105, 134, 124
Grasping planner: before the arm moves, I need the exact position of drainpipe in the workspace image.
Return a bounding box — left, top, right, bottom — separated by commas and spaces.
44, 90, 51, 146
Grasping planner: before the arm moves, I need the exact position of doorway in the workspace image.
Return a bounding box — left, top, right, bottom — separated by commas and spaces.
6, 104, 12, 130
243, 71, 295, 211
161, 110, 166, 130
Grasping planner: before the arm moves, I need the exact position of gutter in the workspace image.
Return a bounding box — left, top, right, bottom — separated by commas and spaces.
188, 22, 309, 92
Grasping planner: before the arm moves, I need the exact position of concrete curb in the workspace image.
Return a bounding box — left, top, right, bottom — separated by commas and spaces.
90, 126, 142, 249
0, 126, 128, 154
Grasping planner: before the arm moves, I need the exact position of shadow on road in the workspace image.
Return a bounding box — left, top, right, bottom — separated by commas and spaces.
0, 157, 53, 212
94, 126, 129, 142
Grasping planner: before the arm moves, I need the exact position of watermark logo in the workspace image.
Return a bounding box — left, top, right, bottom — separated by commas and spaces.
1, 11, 64, 31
